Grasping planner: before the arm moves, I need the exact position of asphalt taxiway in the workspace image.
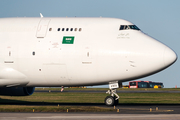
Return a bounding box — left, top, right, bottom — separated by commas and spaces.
1, 113, 180, 120
0, 101, 179, 114
35, 90, 180, 93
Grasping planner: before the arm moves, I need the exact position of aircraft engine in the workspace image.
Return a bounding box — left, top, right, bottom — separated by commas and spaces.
0, 87, 35, 96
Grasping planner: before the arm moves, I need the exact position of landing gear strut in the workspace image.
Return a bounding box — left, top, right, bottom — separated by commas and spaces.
105, 82, 120, 106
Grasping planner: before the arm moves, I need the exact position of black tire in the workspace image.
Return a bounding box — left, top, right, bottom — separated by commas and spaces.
105, 96, 115, 106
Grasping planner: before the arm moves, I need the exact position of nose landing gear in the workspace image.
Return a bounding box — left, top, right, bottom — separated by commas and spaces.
105, 82, 120, 106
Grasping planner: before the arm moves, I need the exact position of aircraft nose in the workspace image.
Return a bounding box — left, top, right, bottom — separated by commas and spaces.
164, 47, 177, 67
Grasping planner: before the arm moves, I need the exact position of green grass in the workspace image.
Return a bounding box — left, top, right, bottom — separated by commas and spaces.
0, 91, 180, 112
119, 93, 180, 104
1, 92, 180, 104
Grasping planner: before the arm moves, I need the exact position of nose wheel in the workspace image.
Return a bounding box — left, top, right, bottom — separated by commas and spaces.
105, 89, 119, 106
105, 82, 120, 106
105, 96, 119, 106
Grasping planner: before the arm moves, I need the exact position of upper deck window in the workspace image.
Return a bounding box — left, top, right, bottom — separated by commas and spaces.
119, 25, 140, 31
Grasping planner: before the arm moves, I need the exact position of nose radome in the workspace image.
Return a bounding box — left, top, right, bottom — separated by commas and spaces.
164, 47, 177, 67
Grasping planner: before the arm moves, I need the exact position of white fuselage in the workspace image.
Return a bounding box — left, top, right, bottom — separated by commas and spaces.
0, 17, 177, 87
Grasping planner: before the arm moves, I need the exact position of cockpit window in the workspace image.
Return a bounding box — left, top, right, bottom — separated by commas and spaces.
119, 25, 140, 30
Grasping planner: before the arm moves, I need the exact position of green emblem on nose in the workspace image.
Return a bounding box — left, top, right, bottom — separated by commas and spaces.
62, 36, 74, 44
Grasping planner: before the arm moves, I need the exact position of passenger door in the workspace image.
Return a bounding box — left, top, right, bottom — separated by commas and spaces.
36, 19, 51, 38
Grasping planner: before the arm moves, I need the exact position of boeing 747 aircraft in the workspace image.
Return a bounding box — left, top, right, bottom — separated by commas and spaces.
0, 16, 177, 106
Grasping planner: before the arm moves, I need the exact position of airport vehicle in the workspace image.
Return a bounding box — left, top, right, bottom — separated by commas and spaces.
129, 81, 163, 88
0, 16, 177, 106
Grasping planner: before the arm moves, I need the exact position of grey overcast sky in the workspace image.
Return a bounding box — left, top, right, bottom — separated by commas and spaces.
0, 0, 179, 88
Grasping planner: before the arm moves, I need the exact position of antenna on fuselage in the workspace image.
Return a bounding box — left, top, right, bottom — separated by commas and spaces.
40, 13, 43, 18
